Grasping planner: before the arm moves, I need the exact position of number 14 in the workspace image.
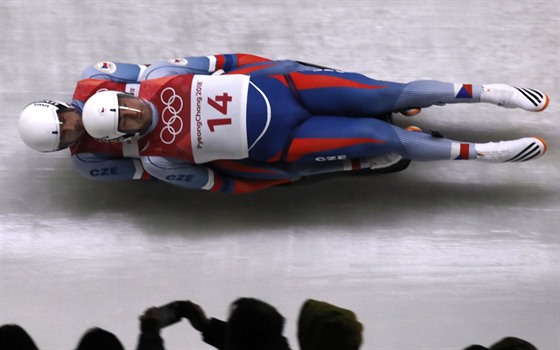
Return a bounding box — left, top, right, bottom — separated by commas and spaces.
207, 93, 232, 132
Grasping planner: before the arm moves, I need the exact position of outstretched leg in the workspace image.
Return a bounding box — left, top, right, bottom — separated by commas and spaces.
283, 116, 547, 163
283, 71, 549, 115
395, 81, 549, 113
391, 126, 547, 162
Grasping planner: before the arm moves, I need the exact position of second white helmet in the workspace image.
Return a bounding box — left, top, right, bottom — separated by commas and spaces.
18, 100, 73, 152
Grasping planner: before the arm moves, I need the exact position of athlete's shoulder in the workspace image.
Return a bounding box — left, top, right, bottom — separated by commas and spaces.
80, 61, 147, 82
141, 56, 219, 80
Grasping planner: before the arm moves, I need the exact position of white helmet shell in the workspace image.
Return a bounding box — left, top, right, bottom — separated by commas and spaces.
18, 100, 71, 152
82, 90, 128, 142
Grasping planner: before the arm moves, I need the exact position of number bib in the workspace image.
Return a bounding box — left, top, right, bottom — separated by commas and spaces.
190, 75, 250, 164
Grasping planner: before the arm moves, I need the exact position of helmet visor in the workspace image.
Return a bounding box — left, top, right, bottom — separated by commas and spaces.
116, 95, 152, 134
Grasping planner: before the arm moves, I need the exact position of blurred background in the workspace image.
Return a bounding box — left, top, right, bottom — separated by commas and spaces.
1, 0, 558, 349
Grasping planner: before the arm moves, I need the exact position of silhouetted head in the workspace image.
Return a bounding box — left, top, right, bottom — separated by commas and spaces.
225, 297, 287, 350
297, 299, 363, 350
489, 337, 538, 350
0, 324, 39, 350
75, 327, 124, 350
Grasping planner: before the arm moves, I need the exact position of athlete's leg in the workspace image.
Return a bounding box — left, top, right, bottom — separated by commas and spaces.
283, 116, 405, 162
225, 59, 328, 76
209, 155, 401, 180
209, 158, 341, 179
395, 82, 549, 113
247, 75, 549, 170
283, 116, 547, 163
286, 71, 549, 115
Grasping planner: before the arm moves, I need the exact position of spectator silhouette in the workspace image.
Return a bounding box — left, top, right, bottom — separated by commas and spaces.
463, 336, 539, 350
297, 299, 363, 350
137, 297, 292, 350
0, 324, 39, 350
75, 327, 124, 350
223, 297, 290, 350
490, 337, 538, 350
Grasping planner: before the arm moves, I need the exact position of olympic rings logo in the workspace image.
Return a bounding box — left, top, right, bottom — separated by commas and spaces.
159, 87, 184, 144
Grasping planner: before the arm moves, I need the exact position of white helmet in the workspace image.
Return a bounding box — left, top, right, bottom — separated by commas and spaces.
18, 100, 72, 152
82, 90, 146, 142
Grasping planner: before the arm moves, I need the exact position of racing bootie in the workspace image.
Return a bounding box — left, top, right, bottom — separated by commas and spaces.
475, 137, 547, 162
480, 84, 549, 112
396, 108, 422, 117
405, 125, 423, 132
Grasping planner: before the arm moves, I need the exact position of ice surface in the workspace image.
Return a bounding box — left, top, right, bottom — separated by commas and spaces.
1, 1, 558, 349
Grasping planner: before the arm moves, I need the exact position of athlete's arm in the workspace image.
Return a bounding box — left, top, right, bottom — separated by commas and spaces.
140, 53, 272, 80
80, 61, 148, 82
71, 153, 153, 181
141, 156, 288, 194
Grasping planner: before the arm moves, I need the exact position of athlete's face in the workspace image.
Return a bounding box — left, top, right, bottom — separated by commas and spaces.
117, 96, 153, 133
58, 109, 85, 148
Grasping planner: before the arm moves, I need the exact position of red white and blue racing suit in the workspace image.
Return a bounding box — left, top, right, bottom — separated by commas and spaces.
72, 54, 481, 193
